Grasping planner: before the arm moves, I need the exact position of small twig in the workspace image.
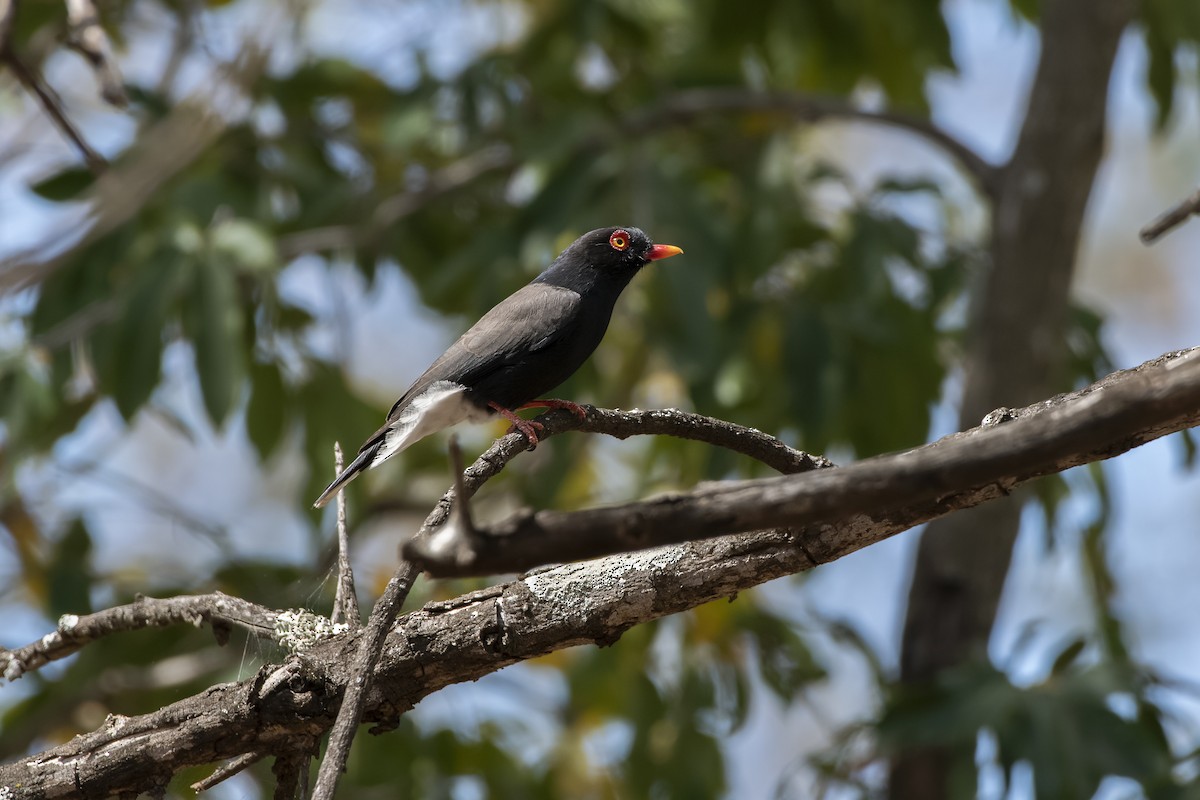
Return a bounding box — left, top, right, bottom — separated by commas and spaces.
330, 443, 360, 629
1140, 187, 1200, 244
447, 435, 476, 532
64, 0, 128, 107
1, 50, 108, 173
310, 561, 421, 800
415, 436, 485, 568
190, 752, 265, 793
1, 593, 281, 681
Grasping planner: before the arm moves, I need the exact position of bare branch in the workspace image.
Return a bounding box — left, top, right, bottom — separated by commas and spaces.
1140, 187, 1200, 244
404, 347, 1200, 576
310, 562, 421, 800
330, 442, 360, 629
1, 51, 108, 173
190, 752, 265, 793
1, 592, 281, 681
419, 406, 829, 538
64, 0, 128, 107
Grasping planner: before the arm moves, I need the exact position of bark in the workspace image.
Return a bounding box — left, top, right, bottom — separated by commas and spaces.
403, 349, 1200, 576
892, 0, 1139, 796
1, 347, 1198, 798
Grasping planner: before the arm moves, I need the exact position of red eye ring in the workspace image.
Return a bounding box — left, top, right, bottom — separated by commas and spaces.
609, 230, 630, 251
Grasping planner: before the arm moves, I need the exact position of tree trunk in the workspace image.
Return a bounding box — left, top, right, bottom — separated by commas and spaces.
890, 0, 1138, 796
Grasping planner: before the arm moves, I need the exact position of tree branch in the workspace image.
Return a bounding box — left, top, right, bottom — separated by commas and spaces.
1140, 187, 1200, 244
0, 50, 108, 174
404, 347, 1200, 576
330, 442, 361, 630
639, 89, 997, 194
0, 592, 283, 681
310, 562, 420, 799
4, 349, 1198, 796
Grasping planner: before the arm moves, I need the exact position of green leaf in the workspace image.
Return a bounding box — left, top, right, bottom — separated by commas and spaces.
111, 254, 190, 420
47, 519, 93, 617
30, 168, 96, 201
189, 256, 246, 427
210, 218, 278, 275
1050, 637, 1088, 676
246, 360, 287, 459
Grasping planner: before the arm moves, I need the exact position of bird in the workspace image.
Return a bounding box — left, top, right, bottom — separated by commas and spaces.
313, 226, 683, 508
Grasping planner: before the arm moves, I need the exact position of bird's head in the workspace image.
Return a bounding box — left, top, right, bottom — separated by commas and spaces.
536, 226, 683, 293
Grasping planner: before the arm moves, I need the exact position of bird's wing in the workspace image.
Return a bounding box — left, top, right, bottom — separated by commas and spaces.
385, 282, 582, 421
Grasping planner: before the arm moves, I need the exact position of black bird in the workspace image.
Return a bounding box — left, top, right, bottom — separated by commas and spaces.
313, 226, 683, 508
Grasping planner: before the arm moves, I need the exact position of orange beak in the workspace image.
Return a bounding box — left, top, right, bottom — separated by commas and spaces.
646, 244, 683, 261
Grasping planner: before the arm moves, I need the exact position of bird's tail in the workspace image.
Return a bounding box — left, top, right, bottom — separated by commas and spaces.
312, 443, 380, 508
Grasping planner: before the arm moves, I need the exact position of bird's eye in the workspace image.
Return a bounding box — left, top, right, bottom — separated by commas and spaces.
609, 230, 630, 251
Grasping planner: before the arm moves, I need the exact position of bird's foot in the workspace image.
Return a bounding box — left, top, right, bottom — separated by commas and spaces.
518, 398, 589, 421
488, 402, 544, 450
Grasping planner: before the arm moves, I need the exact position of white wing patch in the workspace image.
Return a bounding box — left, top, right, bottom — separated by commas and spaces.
371, 381, 493, 467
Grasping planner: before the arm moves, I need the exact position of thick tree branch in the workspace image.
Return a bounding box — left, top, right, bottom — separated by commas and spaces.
893, 1, 1137, 793
0, 592, 282, 681
1140, 187, 1200, 244
405, 348, 1200, 576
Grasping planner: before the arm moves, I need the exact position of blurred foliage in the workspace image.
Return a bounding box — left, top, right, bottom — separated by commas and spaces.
1, 0, 1199, 798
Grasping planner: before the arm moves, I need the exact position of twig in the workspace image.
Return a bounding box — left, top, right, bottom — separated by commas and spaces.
65, 0, 128, 107
272, 753, 305, 800
405, 348, 1200, 576
330, 442, 360, 629
407, 436, 486, 569
1, 50, 108, 173
309, 562, 421, 800
1, 593, 281, 681
309, 433, 503, 797
55, 456, 233, 550
404, 406, 831, 568
1140, 187, 1200, 244
191, 752, 265, 793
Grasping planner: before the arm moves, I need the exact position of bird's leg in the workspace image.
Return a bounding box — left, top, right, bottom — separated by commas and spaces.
517, 399, 589, 420
488, 401, 543, 449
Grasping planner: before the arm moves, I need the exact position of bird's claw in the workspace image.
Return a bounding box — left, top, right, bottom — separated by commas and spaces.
506, 418, 544, 449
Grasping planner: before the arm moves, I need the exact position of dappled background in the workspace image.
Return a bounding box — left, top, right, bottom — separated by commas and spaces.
2, 0, 1200, 797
